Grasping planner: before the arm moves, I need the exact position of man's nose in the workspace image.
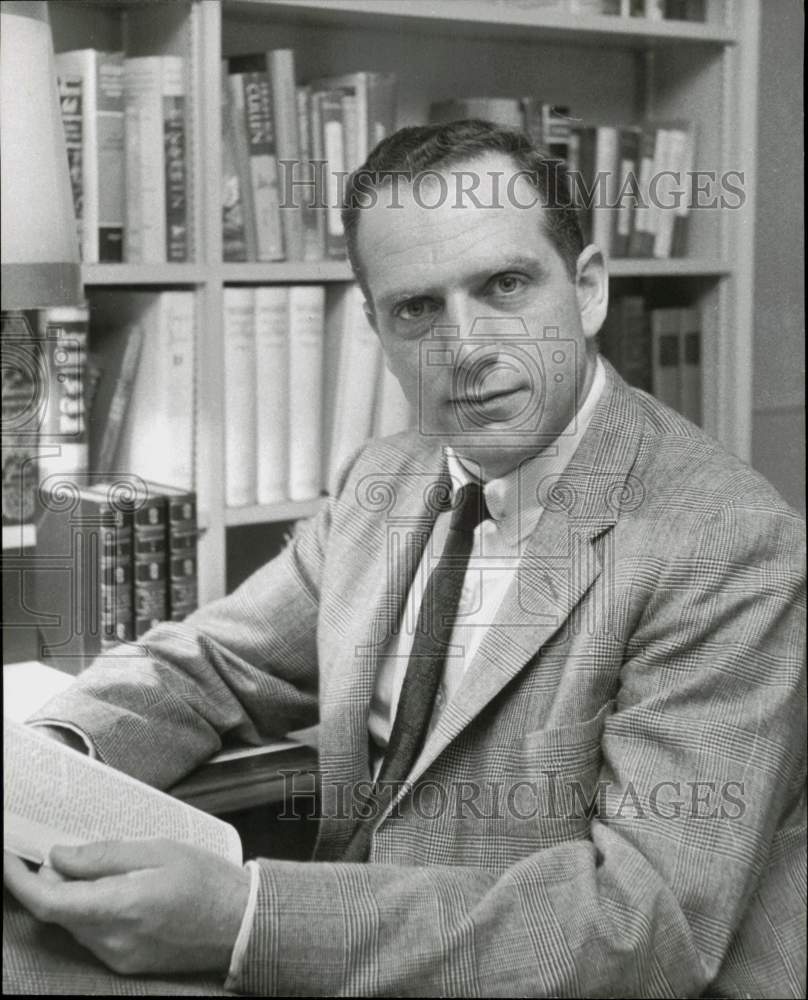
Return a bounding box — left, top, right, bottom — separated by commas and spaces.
441, 292, 478, 338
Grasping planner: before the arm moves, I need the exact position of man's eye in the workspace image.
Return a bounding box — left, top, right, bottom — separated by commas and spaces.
396, 299, 437, 321
491, 274, 526, 295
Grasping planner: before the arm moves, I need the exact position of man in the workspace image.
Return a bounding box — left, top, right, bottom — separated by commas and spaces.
5, 121, 806, 997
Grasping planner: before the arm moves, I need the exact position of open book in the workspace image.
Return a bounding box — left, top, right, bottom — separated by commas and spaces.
3, 719, 242, 867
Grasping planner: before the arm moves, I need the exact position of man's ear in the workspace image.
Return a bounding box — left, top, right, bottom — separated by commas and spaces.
574, 245, 609, 343
363, 299, 378, 334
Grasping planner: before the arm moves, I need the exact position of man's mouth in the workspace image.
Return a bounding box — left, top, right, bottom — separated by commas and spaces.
450, 384, 530, 419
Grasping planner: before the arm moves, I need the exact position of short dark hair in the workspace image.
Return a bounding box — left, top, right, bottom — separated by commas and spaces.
341, 119, 584, 299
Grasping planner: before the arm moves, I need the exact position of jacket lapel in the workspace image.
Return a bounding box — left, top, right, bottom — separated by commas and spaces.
404, 362, 648, 791
317, 441, 448, 836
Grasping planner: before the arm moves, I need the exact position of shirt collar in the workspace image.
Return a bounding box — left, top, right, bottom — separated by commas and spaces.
445, 356, 606, 544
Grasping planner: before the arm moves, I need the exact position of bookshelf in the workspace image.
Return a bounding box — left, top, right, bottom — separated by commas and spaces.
34, 0, 759, 609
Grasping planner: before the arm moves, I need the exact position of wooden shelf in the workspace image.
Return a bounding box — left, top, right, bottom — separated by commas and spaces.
81, 263, 208, 286
229, 0, 736, 47
225, 498, 324, 526
219, 261, 353, 283
81, 259, 729, 286
607, 258, 731, 277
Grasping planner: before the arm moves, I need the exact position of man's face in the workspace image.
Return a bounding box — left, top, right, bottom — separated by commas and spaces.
360, 152, 607, 479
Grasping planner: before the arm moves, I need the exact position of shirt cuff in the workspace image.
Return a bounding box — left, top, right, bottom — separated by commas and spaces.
28, 721, 97, 758
225, 859, 261, 989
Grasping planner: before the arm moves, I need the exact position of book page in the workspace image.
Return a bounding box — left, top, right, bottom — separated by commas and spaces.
3, 719, 242, 867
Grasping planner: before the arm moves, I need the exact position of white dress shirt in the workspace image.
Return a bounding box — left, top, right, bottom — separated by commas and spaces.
367, 356, 606, 778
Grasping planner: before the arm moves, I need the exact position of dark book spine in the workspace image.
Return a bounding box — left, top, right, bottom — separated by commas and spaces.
222, 67, 248, 262
163, 91, 188, 262
1, 311, 41, 526
33, 484, 135, 669
166, 489, 199, 621
617, 297, 652, 393
572, 126, 596, 246
57, 74, 84, 254
99, 499, 135, 648
133, 491, 169, 636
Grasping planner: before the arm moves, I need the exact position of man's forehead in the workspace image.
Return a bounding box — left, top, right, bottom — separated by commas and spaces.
372, 151, 537, 208
358, 152, 549, 265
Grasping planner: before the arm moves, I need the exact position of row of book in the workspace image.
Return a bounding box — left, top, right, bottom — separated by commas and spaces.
1, 294, 195, 530
498, 0, 707, 19
2, 306, 90, 527
222, 50, 396, 263
35, 479, 199, 661
55, 50, 189, 264
599, 296, 702, 425
432, 98, 694, 260
223, 284, 412, 508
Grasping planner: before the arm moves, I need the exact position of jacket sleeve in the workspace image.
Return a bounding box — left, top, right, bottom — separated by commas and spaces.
26, 491, 334, 790
227, 500, 806, 998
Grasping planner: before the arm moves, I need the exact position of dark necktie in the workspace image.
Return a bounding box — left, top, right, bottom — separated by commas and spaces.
342, 481, 490, 862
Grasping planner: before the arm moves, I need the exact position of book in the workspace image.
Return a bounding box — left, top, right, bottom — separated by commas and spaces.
308, 71, 382, 167
1, 307, 89, 525
653, 124, 688, 258
123, 55, 187, 263
153, 482, 199, 621
229, 51, 305, 260
671, 123, 696, 258
628, 124, 657, 257
114, 292, 196, 491
268, 50, 304, 261
612, 126, 640, 257
520, 100, 573, 162
679, 307, 702, 426
254, 286, 290, 504
601, 295, 652, 393
36, 306, 90, 485
1, 311, 43, 527
54, 49, 125, 263
229, 71, 284, 261
55, 71, 84, 256
163, 66, 189, 262
592, 124, 619, 257
129, 483, 169, 636
223, 68, 256, 261
296, 85, 326, 261
650, 307, 682, 410
34, 480, 137, 666
4, 719, 242, 868
572, 124, 596, 244
86, 301, 144, 478
288, 285, 326, 501
223, 287, 257, 507
367, 71, 397, 150
643, 126, 673, 258
327, 285, 383, 491
316, 89, 347, 260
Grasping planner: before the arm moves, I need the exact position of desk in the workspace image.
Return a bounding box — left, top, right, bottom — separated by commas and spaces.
3, 660, 319, 817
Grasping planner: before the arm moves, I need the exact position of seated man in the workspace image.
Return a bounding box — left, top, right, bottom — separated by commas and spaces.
5, 120, 806, 997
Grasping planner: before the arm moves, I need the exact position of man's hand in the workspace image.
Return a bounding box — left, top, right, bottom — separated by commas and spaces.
3, 839, 251, 976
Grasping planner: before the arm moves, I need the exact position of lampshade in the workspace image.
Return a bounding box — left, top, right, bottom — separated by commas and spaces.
0, 0, 81, 309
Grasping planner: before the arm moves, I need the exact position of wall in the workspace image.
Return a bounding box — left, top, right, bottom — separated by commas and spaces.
751, 0, 805, 512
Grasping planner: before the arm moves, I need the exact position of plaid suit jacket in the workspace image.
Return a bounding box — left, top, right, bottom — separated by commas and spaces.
32, 362, 806, 997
